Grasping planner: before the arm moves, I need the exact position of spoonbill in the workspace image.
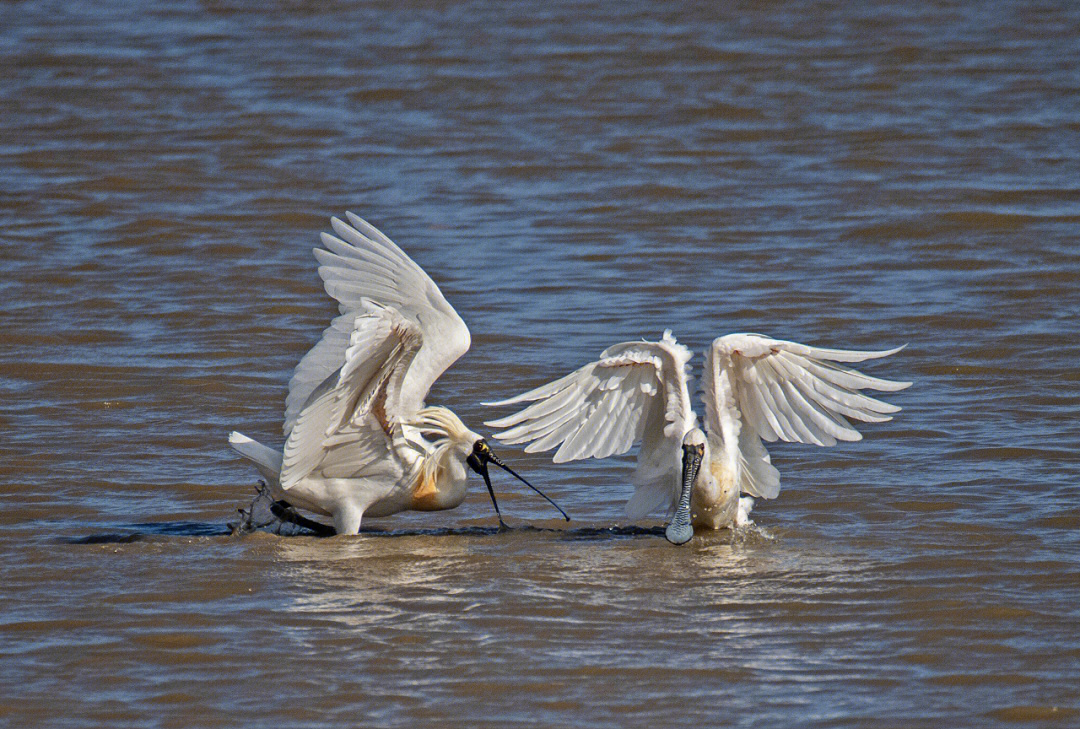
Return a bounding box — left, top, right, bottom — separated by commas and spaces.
485, 331, 908, 544
228, 213, 568, 535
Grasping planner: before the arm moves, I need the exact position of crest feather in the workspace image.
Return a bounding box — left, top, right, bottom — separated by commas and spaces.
413, 406, 471, 443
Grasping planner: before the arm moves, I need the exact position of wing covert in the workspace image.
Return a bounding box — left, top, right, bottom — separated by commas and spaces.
279, 303, 422, 489
484, 331, 696, 468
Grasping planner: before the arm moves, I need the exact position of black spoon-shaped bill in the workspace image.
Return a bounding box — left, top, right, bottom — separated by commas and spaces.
665, 443, 702, 545
468, 455, 508, 530
468, 440, 571, 523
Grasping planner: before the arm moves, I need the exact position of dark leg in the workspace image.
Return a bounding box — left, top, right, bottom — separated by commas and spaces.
270, 500, 337, 537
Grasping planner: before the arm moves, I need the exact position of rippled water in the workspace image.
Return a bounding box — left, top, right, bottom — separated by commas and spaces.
3, 1, 1080, 726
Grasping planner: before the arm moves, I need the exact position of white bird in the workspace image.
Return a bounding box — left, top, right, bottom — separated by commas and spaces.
485, 331, 909, 544
228, 213, 567, 535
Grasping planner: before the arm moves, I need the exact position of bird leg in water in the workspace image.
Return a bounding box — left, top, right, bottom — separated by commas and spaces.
269, 500, 337, 537
231, 483, 333, 536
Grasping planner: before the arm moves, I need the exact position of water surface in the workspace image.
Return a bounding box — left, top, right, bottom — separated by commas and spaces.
3, 1, 1080, 727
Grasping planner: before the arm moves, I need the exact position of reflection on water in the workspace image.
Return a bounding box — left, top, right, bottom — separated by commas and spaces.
4, 0, 1080, 725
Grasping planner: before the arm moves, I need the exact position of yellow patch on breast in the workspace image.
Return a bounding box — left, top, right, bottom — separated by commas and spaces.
710, 460, 735, 491
410, 469, 443, 511
693, 458, 739, 528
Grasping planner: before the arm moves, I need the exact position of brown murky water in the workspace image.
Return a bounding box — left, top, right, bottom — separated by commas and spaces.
3, 1, 1080, 726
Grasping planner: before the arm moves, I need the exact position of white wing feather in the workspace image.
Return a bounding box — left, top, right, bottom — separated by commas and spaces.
279, 303, 422, 490
704, 333, 910, 499
284, 311, 355, 436
485, 332, 697, 517
304, 213, 470, 420
279, 211, 472, 490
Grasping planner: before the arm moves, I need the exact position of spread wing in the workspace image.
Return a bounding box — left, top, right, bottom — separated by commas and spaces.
703, 333, 911, 500
284, 212, 470, 435
279, 303, 423, 490
484, 331, 697, 519
278, 213, 471, 490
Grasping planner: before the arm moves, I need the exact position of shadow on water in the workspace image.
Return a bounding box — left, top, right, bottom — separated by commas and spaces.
59, 483, 668, 544
59, 521, 665, 544
62, 521, 232, 543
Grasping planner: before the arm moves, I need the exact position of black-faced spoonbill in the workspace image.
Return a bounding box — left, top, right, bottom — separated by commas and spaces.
229, 213, 568, 535
485, 331, 908, 544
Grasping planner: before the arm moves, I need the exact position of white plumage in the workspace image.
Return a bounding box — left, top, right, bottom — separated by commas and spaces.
229, 213, 543, 535
486, 330, 909, 543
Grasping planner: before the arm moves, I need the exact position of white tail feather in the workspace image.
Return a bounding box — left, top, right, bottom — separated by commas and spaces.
229, 431, 283, 487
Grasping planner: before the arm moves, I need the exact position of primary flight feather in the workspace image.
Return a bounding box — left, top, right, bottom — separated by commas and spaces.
486, 330, 909, 544
229, 213, 567, 535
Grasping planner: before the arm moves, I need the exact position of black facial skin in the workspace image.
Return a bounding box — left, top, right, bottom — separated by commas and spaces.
466, 439, 491, 474
467, 439, 570, 524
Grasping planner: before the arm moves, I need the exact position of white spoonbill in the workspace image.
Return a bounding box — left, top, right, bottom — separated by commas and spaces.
228, 213, 567, 535
485, 331, 909, 544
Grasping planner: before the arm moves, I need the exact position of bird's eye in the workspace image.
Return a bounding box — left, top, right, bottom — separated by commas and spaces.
474, 439, 488, 453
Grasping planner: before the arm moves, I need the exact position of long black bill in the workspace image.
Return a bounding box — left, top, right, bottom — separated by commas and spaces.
486, 450, 571, 522
473, 459, 508, 530
665, 445, 701, 545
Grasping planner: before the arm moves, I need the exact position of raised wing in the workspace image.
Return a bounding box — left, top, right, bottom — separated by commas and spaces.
484, 331, 696, 517
284, 310, 356, 436
704, 333, 911, 499
284, 213, 470, 434
279, 302, 422, 490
